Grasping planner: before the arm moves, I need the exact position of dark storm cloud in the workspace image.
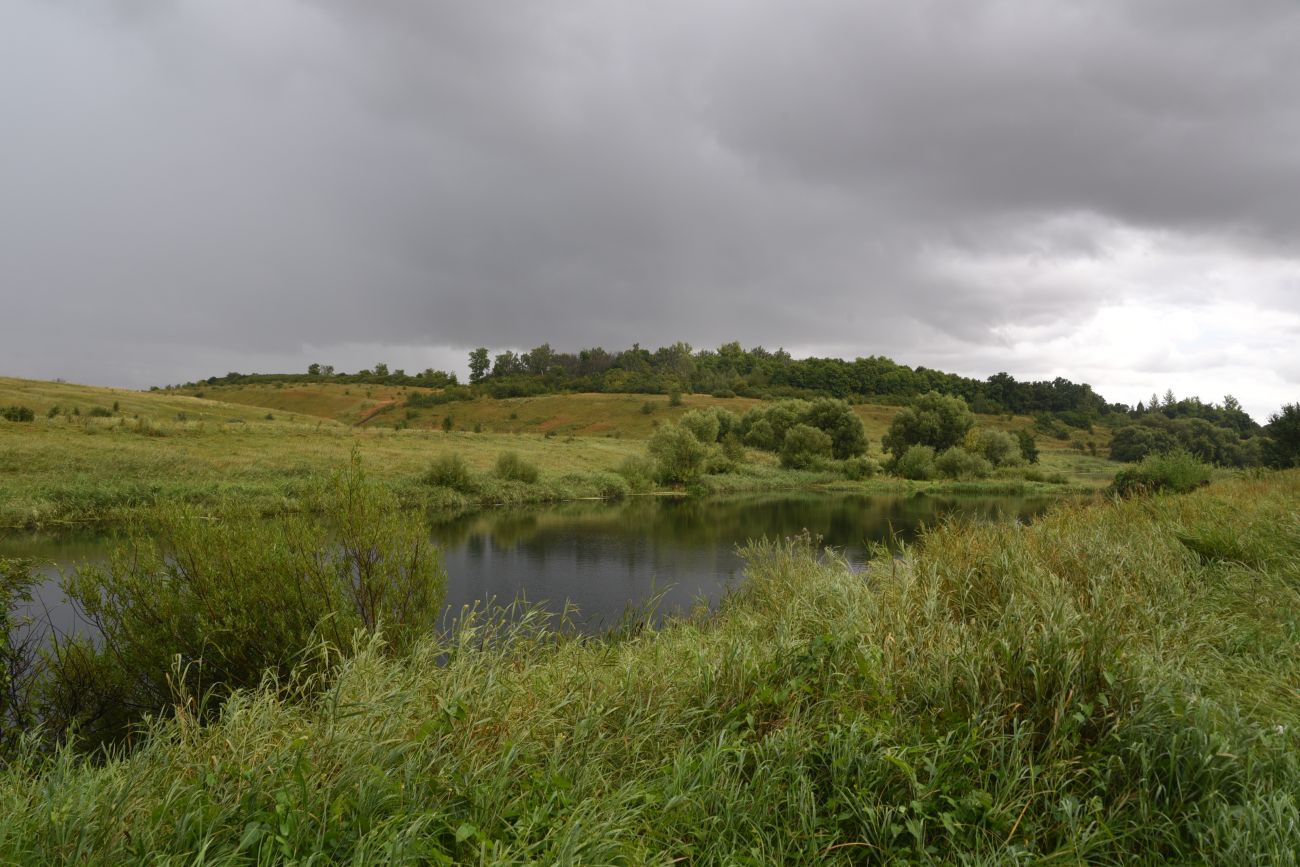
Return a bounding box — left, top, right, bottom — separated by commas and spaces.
2, 0, 1299, 416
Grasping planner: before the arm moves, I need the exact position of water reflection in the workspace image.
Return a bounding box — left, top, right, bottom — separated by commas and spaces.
432, 492, 1055, 628
3, 492, 1058, 636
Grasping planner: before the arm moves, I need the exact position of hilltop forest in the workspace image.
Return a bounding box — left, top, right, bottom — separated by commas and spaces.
170, 341, 1300, 468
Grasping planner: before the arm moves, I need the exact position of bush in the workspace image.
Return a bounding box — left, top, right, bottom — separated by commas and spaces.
969, 428, 1021, 467
1111, 450, 1212, 496
893, 444, 937, 480
802, 398, 868, 459
934, 447, 994, 480
615, 455, 657, 493
840, 456, 880, 480
494, 451, 540, 484
647, 423, 709, 484
1016, 429, 1040, 464
720, 432, 747, 464
1, 558, 39, 758
882, 392, 975, 459
780, 424, 834, 469
679, 409, 722, 444
422, 454, 476, 492
0, 406, 34, 423
87, 406, 113, 418
47, 455, 446, 748
639, 401, 656, 415
742, 418, 777, 451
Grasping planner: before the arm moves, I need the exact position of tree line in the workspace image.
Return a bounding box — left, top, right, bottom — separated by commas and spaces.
459, 341, 1122, 418
164, 341, 1300, 467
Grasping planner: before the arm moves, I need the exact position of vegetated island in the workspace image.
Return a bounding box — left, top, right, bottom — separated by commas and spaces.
3, 341, 1295, 528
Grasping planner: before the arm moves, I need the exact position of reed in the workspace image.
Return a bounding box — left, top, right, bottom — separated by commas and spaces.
0, 472, 1294, 863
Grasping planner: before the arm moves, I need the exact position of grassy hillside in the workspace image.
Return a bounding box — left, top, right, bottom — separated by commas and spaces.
179, 382, 1105, 444
0, 378, 1116, 527
0, 377, 325, 426
2, 472, 1296, 863
173, 381, 422, 426
184, 382, 1119, 484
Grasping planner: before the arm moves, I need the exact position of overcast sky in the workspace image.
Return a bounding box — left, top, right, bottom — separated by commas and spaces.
3, 1, 1299, 421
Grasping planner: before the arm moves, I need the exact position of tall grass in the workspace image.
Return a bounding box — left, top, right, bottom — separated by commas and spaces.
0, 473, 1296, 862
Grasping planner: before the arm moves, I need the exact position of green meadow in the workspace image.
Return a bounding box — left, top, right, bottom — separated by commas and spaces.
0, 377, 1113, 528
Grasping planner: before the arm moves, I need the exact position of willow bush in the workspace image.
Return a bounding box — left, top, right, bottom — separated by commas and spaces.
43, 454, 446, 749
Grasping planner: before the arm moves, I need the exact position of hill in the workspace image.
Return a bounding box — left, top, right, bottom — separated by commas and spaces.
0, 377, 328, 426
0, 376, 1115, 527
179, 382, 1100, 445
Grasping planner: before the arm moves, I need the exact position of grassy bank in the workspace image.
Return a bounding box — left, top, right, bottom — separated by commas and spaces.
2, 472, 1296, 863
1, 377, 1114, 527
0, 417, 1101, 528
0, 419, 644, 527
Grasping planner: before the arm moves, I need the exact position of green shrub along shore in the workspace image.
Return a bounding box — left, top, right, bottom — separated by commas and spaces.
1, 470, 1297, 863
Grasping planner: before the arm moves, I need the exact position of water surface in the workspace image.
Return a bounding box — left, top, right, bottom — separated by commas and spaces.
2, 492, 1057, 636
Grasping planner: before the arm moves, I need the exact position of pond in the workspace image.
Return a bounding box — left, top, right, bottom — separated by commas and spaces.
2, 491, 1059, 637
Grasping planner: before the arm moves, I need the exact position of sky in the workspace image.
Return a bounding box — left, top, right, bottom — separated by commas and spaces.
2, 1, 1298, 422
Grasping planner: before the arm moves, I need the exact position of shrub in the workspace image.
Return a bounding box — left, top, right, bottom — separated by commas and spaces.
1, 558, 39, 758
720, 432, 747, 464
423, 454, 476, 492
935, 446, 994, 480
893, 444, 936, 480
647, 423, 709, 484
640, 401, 655, 415
494, 451, 540, 483
679, 409, 722, 444
668, 391, 684, 407
742, 418, 777, 451
48, 456, 446, 747
86, 406, 114, 418
882, 392, 975, 459
841, 456, 880, 480
0, 406, 34, 423
1016, 429, 1040, 464
1111, 450, 1212, 496
802, 398, 868, 459
780, 424, 834, 469
969, 428, 1021, 467
615, 455, 657, 493
704, 451, 737, 475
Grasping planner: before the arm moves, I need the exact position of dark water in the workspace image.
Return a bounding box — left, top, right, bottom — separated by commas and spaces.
2, 492, 1056, 636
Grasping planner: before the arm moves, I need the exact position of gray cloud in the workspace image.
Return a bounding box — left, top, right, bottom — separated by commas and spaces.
2, 0, 1299, 419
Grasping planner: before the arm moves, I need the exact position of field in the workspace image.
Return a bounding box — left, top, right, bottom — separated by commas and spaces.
1, 470, 1295, 863
181, 382, 1109, 446
0, 377, 1117, 527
